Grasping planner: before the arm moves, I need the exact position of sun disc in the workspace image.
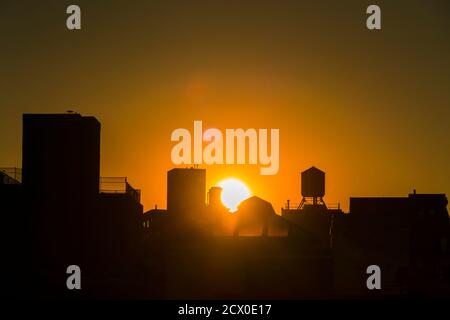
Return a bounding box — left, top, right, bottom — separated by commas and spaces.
217, 178, 251, 212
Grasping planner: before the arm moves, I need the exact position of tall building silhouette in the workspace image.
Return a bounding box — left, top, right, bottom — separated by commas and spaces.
21, 114, 101, 295
23, 113, 100, 197
167, 168, 206, 215
14, 113, 143, 298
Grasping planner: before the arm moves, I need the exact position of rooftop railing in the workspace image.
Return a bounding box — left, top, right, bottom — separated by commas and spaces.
100, 177, 141, 203
284, 201, 340, 210
0, 168, 22, 184
0, 170, 141, 202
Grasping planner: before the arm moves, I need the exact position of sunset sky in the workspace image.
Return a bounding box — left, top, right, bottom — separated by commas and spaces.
0, 0, 449, 212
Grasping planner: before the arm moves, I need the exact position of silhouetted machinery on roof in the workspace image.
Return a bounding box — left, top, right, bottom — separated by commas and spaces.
299, 166, 326, 209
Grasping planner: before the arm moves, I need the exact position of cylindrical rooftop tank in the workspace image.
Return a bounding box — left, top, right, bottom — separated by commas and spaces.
301, 166, 325, 197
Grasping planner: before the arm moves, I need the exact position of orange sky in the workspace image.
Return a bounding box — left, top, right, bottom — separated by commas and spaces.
0, 1, 449, 212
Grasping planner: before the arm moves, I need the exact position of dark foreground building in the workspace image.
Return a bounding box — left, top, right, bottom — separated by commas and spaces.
22, 114, 101, 296
333, 193, 450, 298
1, 114, 143, 298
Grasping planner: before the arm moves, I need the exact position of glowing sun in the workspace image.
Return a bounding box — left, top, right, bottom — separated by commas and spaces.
217, 178, 251, 213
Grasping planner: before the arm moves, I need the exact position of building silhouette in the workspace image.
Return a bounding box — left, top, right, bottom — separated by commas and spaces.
21, 114, 101, 296
282, 166, 343, 248
333, 193, 450, 297
2, 113, 143, 298
167, 167, 206, 214
0, 113, 449, 299
143, 167, 333, 298
0, 167, 27, 297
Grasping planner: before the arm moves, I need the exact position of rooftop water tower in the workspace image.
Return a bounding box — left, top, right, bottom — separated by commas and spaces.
299, 166, 326, 208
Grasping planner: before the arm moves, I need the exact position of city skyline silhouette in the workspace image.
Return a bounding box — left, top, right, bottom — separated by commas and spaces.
0, 0, 449, 302
1, 1, 450, 214
1, 113, 449, 299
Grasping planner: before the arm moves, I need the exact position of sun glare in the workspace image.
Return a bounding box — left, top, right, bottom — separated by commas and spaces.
217, 178, 251, 213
